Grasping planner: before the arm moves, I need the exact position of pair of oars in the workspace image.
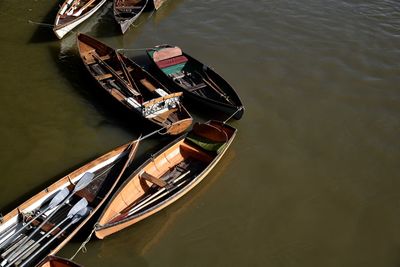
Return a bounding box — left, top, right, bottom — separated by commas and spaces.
195, 67, 235, 106
108, 170, 191, 224
4, 199, 90, 267
0, 172, 95, 267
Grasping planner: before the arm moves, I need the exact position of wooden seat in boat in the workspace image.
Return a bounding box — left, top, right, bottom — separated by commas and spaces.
140, 172, 167, 187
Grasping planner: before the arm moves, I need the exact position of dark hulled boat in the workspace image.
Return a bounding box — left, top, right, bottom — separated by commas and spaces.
77, 34, 193, 135
113, 0, 148, 34
146, 45, 244, 120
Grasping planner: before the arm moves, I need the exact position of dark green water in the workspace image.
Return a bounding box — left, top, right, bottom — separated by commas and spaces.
1, 0, 400, 266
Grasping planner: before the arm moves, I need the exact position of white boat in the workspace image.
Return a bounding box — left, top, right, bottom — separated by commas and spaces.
53, 0, 107, 39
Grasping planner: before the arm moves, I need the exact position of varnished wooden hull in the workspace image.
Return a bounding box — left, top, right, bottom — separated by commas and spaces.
77, 34, 192, 135
54, 0, 107, 39
0, 141, 138, 266
146, 45, 244, 120
95, 121, 237, 239
38, 256, 82, 267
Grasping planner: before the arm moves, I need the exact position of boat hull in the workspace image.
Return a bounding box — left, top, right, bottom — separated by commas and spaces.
77, 34, 192, 135
54, 0, 107, 39
95, 121, 237, 239
0, 141, 138, 266
114, 0, 148, 34
146, 45, 244, 120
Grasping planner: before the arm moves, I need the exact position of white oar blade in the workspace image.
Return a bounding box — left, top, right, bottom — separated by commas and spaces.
67, 198, 88, 218
48, 188, 70, 209
71, 207, 90, 224
74, 172, 95, 192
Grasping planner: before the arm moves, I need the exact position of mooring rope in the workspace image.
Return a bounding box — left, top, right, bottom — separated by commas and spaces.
223, 106, 243, 124
27, 20, 53, 28
69, 223, 99, 261
28, 20, 79, 35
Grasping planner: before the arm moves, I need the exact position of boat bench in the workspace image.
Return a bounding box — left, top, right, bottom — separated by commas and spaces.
140, 172, 167, 187
156, 55, 188, 76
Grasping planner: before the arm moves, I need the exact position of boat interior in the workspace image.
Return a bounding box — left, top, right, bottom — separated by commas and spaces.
115, 0, 145, 19
100, 122, 234, 225
57, 0, 101, 25
78, 35, 190, 126
149, 46, 233, 103
0, 155, 127, 267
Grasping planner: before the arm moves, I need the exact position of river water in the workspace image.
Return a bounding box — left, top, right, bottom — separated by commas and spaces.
0, 0, 399, 266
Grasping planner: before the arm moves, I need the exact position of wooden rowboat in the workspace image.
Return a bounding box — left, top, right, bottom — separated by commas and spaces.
77, 34, 193, 135
152, 0, 167, 10
54, 0, 107, 39
0, 140, 139, 267
114, 0, 148, 34
146, 45, 244, 120
38, 256, 82, 267
95, 121, 237, 238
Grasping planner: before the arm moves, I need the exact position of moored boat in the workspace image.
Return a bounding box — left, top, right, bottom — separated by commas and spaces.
146, 45, 244, 120
95, 120, 237, 239
54, 0, 107, 39
38, 256, 82, 267
77, 34, 193, 135
114, 0, 148, 34
0, 140, 139, 267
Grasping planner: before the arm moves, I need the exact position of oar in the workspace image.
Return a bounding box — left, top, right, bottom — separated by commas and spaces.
0, 225, 17, 245
108, 170, 190, 224
65, 0, 80, 16
0, 236, 27, 259
0, 188, 69, 250
18, 207, 90, 267
3, 199, 89, 267
5, 172, 94, 256
91, 53, 141, 97
195, 69, 235, 105
128, 175, 191, 216
115, 52, 133, 89
73, 0, 96, 17
128, 170, 190, 215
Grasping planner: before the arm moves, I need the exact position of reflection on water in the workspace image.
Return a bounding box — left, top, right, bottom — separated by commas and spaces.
1, 0, 400, 266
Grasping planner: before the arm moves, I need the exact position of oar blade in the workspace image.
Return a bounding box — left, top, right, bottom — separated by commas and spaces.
67, 198, 88, 218
71, 207, 90, 224
48, 188, 70, 209
73, 172, 95, 192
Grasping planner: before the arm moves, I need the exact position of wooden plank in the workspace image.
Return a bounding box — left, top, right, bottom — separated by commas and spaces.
99, 55, 111, 61
140, 172, 167, 187
140, 78, 157, 92
95, 73, 113, 81
142, 92, 183, 108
